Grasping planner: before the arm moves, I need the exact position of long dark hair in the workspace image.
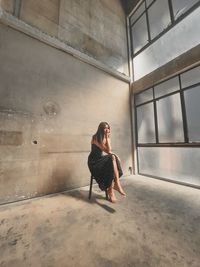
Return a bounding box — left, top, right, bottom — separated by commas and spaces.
93, 122, 110, 144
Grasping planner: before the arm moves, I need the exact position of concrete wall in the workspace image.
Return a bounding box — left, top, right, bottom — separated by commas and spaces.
58, 0, 128, 74
0, 23, 132, 204
0, 0, 128, 75
20, 0, 60, 36
0, 0, 14, 14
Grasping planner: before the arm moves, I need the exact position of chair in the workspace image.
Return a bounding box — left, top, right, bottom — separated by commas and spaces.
88, 175, 108, 200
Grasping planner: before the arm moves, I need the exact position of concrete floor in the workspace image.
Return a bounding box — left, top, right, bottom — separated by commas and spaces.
0, 175, 200, 267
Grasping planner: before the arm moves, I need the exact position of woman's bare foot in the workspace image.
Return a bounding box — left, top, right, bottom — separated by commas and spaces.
107, 188, 117, 203
114, 183, 126, 197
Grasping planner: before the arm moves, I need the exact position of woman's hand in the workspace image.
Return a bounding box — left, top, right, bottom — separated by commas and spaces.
105, 129, 110, 140
103, 131, 111, 153
105, 132, 109, 140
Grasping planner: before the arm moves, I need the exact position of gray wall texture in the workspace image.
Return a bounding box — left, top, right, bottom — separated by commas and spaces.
0, 0, 128, 75
0, 23, 132, 204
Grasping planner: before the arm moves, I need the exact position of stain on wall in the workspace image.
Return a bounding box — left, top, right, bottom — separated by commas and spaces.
0, 130, 22, 146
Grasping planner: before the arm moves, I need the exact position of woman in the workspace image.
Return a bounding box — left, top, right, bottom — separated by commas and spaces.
88, 122, 126, 203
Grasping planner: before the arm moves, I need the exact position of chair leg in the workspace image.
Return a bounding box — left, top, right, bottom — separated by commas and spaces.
89, 175, 108, 200
89, 175, 93, 200
105, 189, 108, 200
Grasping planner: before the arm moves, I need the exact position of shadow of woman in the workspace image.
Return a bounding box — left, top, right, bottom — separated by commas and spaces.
61, 189, 116, 214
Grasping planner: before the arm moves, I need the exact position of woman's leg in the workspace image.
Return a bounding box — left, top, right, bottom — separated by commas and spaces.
107, 180, 117, 203
112, 155, 126, 196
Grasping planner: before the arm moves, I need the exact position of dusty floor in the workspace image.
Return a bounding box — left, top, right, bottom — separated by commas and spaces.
0, 175, 200, 267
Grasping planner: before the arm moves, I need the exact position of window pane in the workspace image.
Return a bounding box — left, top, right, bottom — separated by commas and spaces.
154, 77, 180, 98
146, 0, 154, 8
180, 65, 200, 88
131, 14, 148, 54
172, 0, 199, 20
138, 147, 200, 186
184, 86, 200, 142
135, 88, 153, 105
136, 103, 156, 143
130, 2, 145, 25
157, 93, 184, 142
148, 0, 171, 39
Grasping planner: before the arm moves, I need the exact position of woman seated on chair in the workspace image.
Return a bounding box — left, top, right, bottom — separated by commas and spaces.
88, 122, 126, 203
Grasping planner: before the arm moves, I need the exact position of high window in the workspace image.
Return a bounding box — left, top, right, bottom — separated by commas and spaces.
130, 0, 200, 57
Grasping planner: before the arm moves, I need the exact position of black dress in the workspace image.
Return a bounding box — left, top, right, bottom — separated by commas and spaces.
88, 144, 123, 191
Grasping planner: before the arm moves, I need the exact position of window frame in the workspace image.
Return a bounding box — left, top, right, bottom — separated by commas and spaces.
134, 64, 200, 147
129, 0, 200, 58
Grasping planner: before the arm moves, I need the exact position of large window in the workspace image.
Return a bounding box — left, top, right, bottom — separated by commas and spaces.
156, 93, 184, 143
184, 86, 200, 142
137, 102, 156, 143
135, 64, 200, 145
181, 65, 200, 142
134, 65, 200, 187
129, 0, 200, 57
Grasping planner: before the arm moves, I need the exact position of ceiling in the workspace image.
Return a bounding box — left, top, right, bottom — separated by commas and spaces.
120, 0, 140, 15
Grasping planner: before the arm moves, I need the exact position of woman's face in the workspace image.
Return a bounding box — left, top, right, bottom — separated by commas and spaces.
104, 125, 110, 134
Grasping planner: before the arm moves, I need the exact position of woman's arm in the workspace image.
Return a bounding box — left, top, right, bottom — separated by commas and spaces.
105, 133, 112, 153
101, 132, 112, 153
104, 134, 120, 160
92, 133, 112, 154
